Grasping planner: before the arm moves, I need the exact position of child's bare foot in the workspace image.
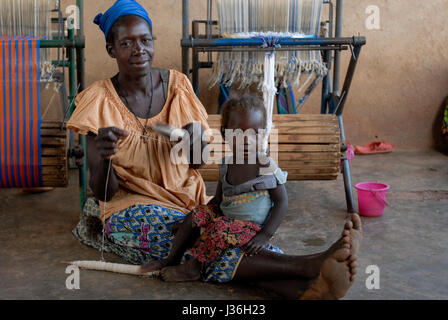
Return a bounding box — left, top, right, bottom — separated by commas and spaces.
161, 258, 202, 282
140, 259, 171, 273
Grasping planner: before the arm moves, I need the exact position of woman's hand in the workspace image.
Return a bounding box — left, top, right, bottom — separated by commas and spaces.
242, 231, 272, 256
95, 127, 129, 159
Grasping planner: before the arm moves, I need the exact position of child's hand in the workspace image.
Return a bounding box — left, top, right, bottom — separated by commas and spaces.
242, 231, 271, 256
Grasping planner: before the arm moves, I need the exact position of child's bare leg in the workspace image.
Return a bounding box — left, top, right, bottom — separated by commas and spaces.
140, 214, 198, 272
161, 258, 202, 282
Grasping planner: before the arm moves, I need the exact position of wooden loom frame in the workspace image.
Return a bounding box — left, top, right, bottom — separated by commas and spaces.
180, 0, 366, 213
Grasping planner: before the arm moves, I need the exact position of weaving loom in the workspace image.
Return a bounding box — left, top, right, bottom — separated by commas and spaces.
0, 0, 86, 197
0, 0, 53, 79
210, 0, 327, 90
181, 0, 366, 213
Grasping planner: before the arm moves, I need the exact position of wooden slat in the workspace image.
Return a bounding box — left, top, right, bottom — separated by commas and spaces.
283, 167, 339, 174
274, 144, 339, 152
207, 115, 338, 127
41, 137, 66, 146
42, 166, 67, 175
206, 125, 339, 135
207, 114, 338, 121
205, 152, 339, 161
202, 160, 338, 170
273, 126, 339, 135
282, 173, 338, 180
207, 136, 340, 145
40, 121, 68, 187
199, 166, 338, 174
198, 174, 339, 181
207, 120, 339, 129
41, 177, 68, 187
41, 146, 66, 156
276, 135, 339, 143
272, 120, 338, 127
206, 143, 339, 153
272, 114, 337, 120
277, 159, 339, 167
41, 157, 67, 166
262, 152, 339, 160
41, 128, 67, 137
198, 170, 339, 181
41, 121, 66, 129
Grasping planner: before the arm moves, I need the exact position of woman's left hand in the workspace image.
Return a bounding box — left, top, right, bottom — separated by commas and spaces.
242, 231, 271, 256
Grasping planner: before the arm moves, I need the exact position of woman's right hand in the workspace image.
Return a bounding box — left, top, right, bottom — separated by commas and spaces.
95, 127, 129, 159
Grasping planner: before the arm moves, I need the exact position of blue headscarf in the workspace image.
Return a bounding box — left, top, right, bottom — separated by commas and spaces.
94, 0, 152, 41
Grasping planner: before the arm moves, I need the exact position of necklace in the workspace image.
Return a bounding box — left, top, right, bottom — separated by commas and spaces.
113, 72, 154, 143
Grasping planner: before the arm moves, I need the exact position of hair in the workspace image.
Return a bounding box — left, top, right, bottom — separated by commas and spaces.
106, 14, 153, 44
220, 93, 267, 129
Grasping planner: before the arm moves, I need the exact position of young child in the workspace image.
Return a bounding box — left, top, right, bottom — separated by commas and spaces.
141, 94, 288, 281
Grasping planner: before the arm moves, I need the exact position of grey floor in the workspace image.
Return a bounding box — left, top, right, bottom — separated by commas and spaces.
1, 150, 447, 300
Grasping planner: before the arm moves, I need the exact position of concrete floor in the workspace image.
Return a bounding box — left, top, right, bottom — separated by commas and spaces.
1, 150, 447, 300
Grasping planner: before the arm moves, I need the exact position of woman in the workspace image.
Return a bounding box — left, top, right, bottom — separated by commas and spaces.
67, 0, 362, 299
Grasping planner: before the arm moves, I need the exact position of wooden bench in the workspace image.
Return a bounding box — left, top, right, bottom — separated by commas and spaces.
199, 114, 341, 181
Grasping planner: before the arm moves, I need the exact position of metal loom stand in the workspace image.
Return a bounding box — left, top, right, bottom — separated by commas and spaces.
180, 0, 366, 213
40, 0, 87, 210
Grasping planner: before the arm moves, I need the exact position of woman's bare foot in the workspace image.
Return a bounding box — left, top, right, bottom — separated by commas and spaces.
299, 248, 353, 300
161, 258, 202, 282
299, 214, 362, 299
341, 213, 363, 256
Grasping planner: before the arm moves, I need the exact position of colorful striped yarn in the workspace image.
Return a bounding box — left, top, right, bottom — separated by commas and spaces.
0, 35, 43, 188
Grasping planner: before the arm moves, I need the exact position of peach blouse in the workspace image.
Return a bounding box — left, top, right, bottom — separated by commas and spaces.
67, 69, 211, 221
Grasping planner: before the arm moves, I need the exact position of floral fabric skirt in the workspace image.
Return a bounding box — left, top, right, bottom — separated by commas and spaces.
190, 204, 262, 263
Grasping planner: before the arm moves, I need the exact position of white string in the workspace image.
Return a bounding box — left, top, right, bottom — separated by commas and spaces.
127, 130, 179, 145
100, 157, 113, 262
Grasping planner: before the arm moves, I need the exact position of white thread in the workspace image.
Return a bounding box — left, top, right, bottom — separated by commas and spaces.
100, 157, 113, 262
128, 130, 176, 145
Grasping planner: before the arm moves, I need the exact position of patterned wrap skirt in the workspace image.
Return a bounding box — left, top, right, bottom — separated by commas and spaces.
190, 204, 263, 263
73, 197, 282, 283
